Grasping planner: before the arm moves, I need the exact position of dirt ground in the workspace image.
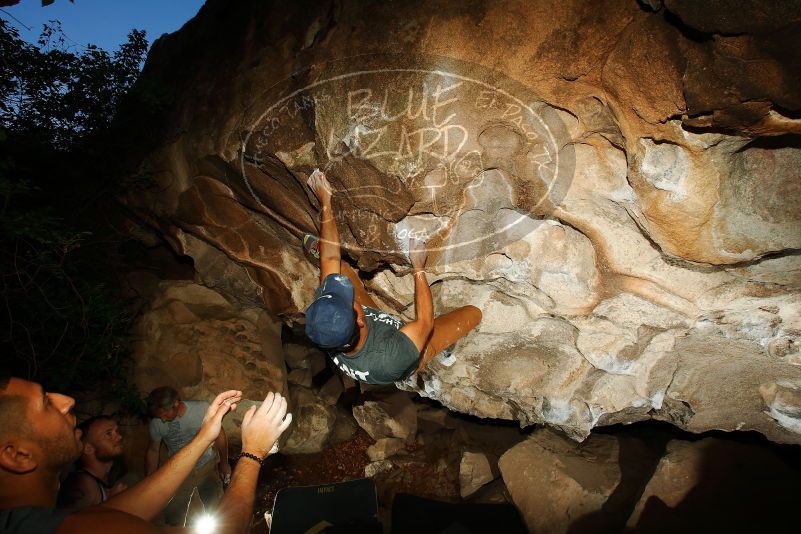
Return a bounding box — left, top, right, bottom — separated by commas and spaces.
248, 402, 527, 533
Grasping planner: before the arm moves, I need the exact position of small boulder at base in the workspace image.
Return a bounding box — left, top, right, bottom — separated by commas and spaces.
353, 392, 418, 443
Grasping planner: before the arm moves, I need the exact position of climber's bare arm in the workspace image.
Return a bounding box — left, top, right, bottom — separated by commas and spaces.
308, 170, 341, 282
400, 239, 434, 351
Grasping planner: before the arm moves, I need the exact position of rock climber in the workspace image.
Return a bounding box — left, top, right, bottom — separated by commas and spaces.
303, 169, 482, 384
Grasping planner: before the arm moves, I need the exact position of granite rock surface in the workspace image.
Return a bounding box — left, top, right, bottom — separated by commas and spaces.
125, 0, 801, 443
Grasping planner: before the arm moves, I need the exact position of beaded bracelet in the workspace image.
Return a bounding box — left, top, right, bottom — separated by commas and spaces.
237, 451, 265, 466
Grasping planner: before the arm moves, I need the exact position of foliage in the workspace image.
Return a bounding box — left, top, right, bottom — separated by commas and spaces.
1, 20, 146, 147
0, 18, 153, 413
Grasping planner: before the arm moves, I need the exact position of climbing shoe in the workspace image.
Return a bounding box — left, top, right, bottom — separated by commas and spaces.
303, 233, 321, 264
436, 344, 457, 367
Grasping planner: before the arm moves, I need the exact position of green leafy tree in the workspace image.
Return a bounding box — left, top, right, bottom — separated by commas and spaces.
0, 18, 152, 412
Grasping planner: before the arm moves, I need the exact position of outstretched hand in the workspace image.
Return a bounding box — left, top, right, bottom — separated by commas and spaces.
408, 238, 428, 271
307, 168, 333, 205
241, 392, 293, 458
198, 390, 242, 445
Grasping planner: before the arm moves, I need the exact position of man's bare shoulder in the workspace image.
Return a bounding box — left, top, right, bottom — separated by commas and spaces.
56, 505, 159, 533
58, 471, 102, 509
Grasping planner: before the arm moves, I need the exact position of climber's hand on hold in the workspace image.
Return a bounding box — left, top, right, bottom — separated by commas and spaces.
307, 168, 333, 205
408, 238, 428, 272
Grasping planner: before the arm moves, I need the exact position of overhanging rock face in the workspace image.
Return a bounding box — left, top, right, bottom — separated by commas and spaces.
124, 0, 801, 443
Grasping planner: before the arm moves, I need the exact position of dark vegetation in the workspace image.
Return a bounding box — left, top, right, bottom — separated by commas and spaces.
0, 17, 165, 411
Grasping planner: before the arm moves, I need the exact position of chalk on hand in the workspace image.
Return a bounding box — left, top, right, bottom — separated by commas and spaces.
307, 167, 323, 185
224, 398, 234, 406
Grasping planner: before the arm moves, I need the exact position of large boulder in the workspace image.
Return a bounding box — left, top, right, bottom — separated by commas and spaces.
124, 0, 801, 444
498, 430, 621, 533
628, 436, 801, 531
131, 281, 288, 447
627, 439, 705, 528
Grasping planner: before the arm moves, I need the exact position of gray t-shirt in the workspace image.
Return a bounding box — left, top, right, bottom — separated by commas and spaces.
149, 400, 216, 468
330, 305, 421, 385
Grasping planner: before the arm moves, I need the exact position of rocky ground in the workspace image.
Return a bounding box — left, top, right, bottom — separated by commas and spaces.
250, 383, 527, 533
246, 377, 801, 533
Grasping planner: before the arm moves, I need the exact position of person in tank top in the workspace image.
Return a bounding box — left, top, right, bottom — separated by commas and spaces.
58, 416, 126, 509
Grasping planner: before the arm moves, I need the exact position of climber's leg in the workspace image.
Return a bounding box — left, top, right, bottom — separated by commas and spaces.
302, 233, 379, 308
416, 305, 482, 371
